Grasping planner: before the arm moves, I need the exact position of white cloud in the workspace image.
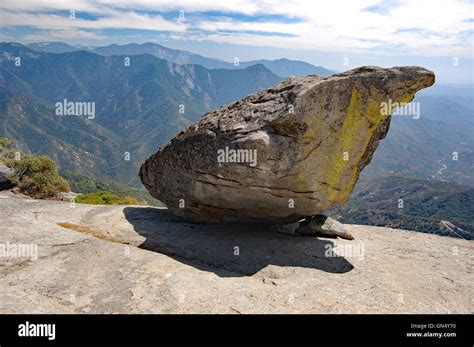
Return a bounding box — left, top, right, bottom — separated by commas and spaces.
0, 1, 187, 32
0, 0, 472, 58
22, 28, 107, 41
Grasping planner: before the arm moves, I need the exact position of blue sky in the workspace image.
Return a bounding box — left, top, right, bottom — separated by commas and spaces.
1, 0, 473, 83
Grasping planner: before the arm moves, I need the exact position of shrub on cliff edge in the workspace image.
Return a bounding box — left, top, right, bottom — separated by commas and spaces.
74, 191, 142, 205
0, 137, 70, 199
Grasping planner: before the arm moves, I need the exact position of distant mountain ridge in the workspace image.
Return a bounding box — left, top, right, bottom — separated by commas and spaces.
26, 41, 335, 77
0, 42, 281, 184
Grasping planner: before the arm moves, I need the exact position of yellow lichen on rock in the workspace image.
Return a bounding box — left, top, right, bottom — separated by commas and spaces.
326, 88, 386, 204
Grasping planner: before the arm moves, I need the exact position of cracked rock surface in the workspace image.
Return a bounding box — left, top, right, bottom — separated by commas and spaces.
140, 66, 435, 223
1, 194, 471, 314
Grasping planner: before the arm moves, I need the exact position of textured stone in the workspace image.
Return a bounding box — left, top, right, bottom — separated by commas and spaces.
58, 191, 80, 202
297, 215, 354, 240
0, 195, 471, 314
0, 163, 13, 189
140, 66, 435, 223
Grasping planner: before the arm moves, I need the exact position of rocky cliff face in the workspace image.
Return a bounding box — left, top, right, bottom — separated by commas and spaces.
0, 194, 471, 314
140, 66, 435, 223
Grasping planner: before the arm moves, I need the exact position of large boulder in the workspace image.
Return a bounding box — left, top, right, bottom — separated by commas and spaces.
140, 66, 435, 223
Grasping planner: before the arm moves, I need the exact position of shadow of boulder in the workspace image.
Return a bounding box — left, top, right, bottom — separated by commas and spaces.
123, 206, 354, 277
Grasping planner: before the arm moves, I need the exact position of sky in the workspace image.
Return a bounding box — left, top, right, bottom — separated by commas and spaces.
0, 0, 473, 84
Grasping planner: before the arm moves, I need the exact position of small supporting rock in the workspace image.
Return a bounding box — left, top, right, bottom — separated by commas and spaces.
296, 215, 354, 240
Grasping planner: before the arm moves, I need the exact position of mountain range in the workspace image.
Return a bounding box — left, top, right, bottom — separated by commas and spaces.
26, 42, 335, 78
0, 42, 281, 184
0, 41, 472, 238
